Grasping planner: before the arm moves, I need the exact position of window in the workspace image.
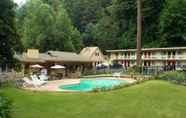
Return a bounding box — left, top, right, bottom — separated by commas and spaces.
168, 52, 171, 58
144, 52, 147, 58
148, 52, 151, 58
173, 51, 176, 55
125, 53, 127, 58
128, 52, 130, 58
115, 53, 119, 58
172, 51, 176, 58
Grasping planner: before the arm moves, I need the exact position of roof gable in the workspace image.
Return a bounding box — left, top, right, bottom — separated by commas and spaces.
80, 47, 104, 62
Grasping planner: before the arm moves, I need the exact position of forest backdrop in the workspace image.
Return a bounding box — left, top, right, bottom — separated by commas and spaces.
0, 0, 186, 66
16, 0, 186, 52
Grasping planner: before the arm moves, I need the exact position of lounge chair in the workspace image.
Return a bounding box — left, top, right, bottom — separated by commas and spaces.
22, 77, 43, 87
22, 77, 34, 87
31, 75, 47, 85
112, 72, 121, 78
39, 74, 48, 81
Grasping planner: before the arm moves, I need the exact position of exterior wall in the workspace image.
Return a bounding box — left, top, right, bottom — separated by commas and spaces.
110, 53, 117, 60
153, 61, 164, 67
90, 48, 105, 63
108, 48, 186, 67
80, 47, 105, 67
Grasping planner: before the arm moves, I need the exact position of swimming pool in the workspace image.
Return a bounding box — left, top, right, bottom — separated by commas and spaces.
59, 78, 128, 92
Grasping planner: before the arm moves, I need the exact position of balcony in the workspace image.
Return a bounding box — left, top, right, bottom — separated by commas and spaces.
114, 55, 136, 60
150, 55, 186, 60
111, 54, 186, 61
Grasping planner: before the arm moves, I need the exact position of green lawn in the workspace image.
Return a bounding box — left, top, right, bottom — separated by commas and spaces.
1, 80, 186, 118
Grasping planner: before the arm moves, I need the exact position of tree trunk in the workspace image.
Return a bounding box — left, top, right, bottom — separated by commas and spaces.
136, 0, 142, 67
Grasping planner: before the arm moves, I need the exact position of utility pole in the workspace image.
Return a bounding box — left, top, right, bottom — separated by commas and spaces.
136, 0, 142, 67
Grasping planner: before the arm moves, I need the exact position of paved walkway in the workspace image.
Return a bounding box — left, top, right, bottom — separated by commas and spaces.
24, 78, 136, 92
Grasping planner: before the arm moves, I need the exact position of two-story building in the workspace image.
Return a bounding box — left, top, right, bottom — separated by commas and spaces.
106, 47, 186, 68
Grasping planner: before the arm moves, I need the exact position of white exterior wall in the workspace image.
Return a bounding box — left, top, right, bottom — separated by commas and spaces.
108, 48, 186, 67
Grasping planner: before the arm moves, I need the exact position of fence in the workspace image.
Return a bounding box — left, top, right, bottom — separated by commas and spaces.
83, 65, 185, 76
0, 70, 24, 85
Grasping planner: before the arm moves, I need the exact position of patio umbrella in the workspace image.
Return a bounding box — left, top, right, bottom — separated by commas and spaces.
50, 65, 65, 69
30, 64, 43, 68
102, 63, 109, 67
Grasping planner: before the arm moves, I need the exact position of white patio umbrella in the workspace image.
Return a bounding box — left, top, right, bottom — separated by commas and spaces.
50, 65, 65, 69
102, 63, 109, 67
30, 64, 43, 68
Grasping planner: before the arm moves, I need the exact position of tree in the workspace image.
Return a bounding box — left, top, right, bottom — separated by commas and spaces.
86, 11, 121, 51
0, 0, 22, 69
136, 0, 142, 66
21, 0, 53, 50
86, 0, 165, 51
64, 0, 112, 32
159, 0, 186, 47
18, 0, 83, 52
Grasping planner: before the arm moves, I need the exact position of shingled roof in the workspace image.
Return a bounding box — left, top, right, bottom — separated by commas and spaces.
14, 53, 46, 63
46, 51, 90, 62
80, 47, 98, 58
15, 51, 92, 63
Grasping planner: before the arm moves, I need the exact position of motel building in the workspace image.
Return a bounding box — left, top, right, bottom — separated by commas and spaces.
106, 47, 186, 69
15, 47, 104, 78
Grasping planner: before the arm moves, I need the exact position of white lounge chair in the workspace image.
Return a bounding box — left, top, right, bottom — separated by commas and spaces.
23, 77, 42, 87
22, 77, 34, 87
31, 75, 47, 85
113, 72, 121, 78
39, 74, 48, 81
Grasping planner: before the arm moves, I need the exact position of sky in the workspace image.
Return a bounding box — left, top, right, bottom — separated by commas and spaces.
14, 0, 26, 5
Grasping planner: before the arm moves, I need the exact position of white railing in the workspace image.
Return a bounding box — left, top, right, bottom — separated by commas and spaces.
149, 55, 186, 60
111, 54, 186, 60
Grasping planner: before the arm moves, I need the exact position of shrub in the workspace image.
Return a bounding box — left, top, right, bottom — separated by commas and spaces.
156, 71, 186, 85
0, 95, 11, 118
127, 66, 141, 78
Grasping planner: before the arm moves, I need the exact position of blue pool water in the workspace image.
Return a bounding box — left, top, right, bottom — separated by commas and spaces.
59, 78, 127, 92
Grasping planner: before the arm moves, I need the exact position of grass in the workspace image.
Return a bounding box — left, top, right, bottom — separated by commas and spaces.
1, 80, 186, 118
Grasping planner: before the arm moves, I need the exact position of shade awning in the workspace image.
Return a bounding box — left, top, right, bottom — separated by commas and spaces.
30, 64, 43, 68
50, 65, 65, 69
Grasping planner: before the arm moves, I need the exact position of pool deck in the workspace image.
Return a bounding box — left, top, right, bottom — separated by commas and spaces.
24, 78, 136, 92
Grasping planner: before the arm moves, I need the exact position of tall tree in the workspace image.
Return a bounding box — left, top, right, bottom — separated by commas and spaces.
0, 0, 22, 69
87, 0, 165, 51
136, 0, 142, 66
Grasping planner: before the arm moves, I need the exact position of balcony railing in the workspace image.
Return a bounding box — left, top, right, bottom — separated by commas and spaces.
112, 55, 186, 60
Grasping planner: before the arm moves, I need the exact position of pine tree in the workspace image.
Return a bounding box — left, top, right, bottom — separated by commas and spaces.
0, 0, 21, 69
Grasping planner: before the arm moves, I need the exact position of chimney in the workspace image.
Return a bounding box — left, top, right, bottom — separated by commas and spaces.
27, 49, 39, 58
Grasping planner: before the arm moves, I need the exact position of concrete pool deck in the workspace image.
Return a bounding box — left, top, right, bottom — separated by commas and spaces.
24, 78, 136, 92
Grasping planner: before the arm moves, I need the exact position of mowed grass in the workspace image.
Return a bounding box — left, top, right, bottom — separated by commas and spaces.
1, 80, 186, 118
